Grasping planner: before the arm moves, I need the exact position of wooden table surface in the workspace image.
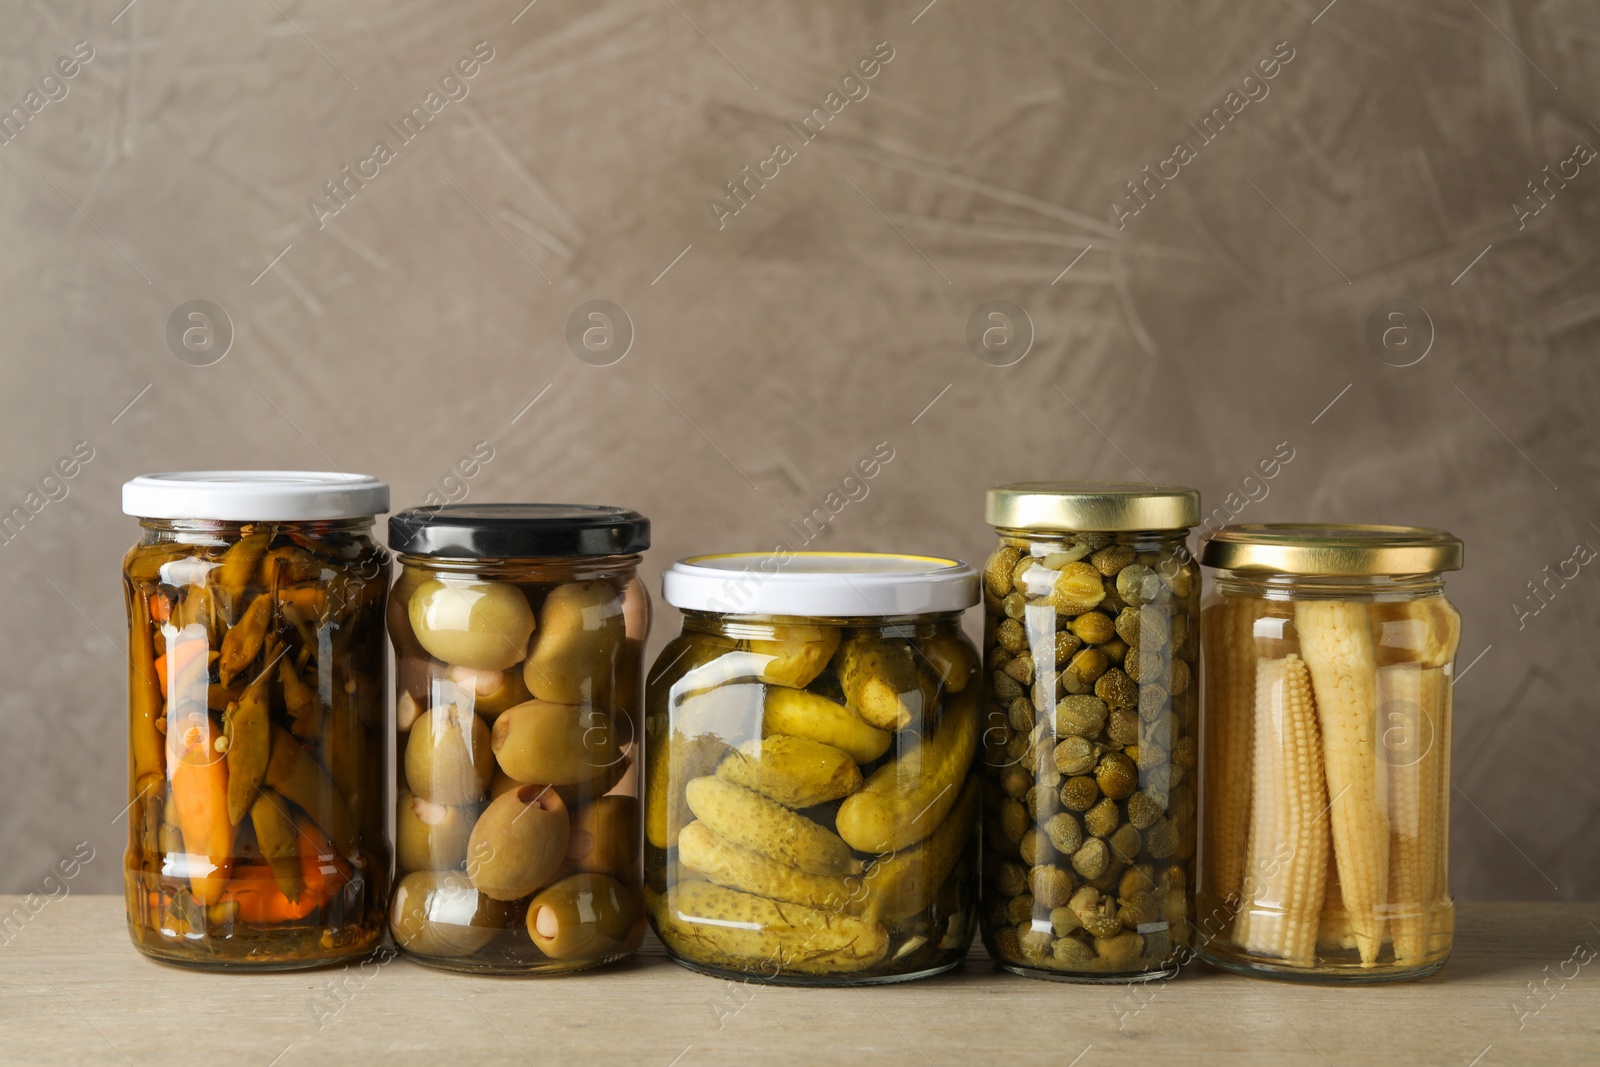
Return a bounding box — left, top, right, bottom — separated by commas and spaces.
1, 898, 1594, 1066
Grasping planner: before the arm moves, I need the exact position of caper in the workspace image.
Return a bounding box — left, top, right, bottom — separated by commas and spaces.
1065, 647, 1108, 689
1117, 890, 1159, 928
1003, 653, 1035, 685
1006, 893, 1036, 925
1068, 885, 1120, 938
1108, 823, 1142, 864
984, 546, 1021, 598
1095, 668, 1137, 711
1029, 865, 1074, 910
1084, 797, 1120, 838
999, 798, 1030, 844
1169, 658, 1191, 696
1126, 790, 1164, 830
1053, 630, 1083, 663
1138, 683, 1170, 719
996, 861, 1029, 898
1025, 782, 1060, 822
997, 618, 1028, 653
1071, 837, 1110, 880
1107, 708, 1139, 747
1053, 736, 1098, 777
1019, 828, 1055, 867
1052, 934, 1096, 967
1000, 764, 1031, 799
1068, 611, 1116, 645
1095, 931, 1144, 966
1089, 545, 1134, 576
1124, 649, 1163, 685
1010, 555, 1038, 593
526, 873, 641, 961
1054, 695, 1108, 738
1101, 639, 1128, 665
1115, 564, 1160, 606
1044, 811, 1083, 855
1059, 775, 1099, 811
1096, 752, 1139, 800
993, 670, 1024, 702
992, 925, 1022, 961
1145, 817, 1177, 859
1119, 864, 1157, 898
1049, 905, 1081, 938
1049, 563, 1106, 615
1007, 697, 1035, 733
1002, 591, 1027, 620
1114, 607, 1142, 647
1017, 923, 1054, 961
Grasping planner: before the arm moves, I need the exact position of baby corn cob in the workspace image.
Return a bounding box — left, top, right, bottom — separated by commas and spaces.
1240, 656, 1328, 965
1202, 597, 1257, 911
1296, 601, 1388, 965
1382, 664, 1445, 963
1316, 847, 1354, 952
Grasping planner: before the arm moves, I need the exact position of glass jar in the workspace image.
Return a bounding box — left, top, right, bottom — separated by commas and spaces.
386, 504, 650, 974
1196, 524, 1463, 982
120, 471, 391, 969
978, 483, 1202, 982
646, 552, 981, 985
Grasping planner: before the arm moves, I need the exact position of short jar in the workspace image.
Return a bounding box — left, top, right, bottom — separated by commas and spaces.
978, 482, 1202, 982
386, 503, 650, 974
121, 471, 391, 969
645, 552, 981, 985
1196, 524, 1463, 982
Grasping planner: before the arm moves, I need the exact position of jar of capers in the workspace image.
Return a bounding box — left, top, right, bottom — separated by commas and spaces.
386, 504, 651, 974
979, 483, 1200, 981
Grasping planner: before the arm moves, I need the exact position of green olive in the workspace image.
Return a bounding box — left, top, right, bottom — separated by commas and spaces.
396, 791, 475, 872
448, 665, 532, 720
409, 578, 536, 671
405, 704, 493, 804
565, 795, 639, 876
388, 566, 429, 660
491, 700, 621, 786
465, 784, 570, 901
526, 872, 641, 960
523, 582, 625, 705
391, 870, 510, 958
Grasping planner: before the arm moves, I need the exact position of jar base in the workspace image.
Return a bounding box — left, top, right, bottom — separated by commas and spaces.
394, 946, 637, 976
666, 954, 963, 987
1196, 945, 1449, 984
997, 961, 1180, 984
129, 929, 384, 972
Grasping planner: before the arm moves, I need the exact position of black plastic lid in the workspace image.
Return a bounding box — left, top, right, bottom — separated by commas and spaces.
389, 503, 650, 559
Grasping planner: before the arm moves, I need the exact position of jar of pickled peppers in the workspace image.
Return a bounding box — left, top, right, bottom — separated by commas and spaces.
1196, 524, 1463, 982
386, 504, 651, 974
646, 552, 982, 984
121, 472, 391, 969
978, 483, 1202, 981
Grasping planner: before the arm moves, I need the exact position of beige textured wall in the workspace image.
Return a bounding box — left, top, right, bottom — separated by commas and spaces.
3, 1, 1596, 901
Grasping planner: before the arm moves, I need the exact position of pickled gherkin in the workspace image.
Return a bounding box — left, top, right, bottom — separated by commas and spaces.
649, 552, 981, 984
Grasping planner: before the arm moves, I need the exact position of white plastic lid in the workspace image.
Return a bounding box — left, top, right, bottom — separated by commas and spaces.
662, 552, 979, 617
122, 471, 389, 521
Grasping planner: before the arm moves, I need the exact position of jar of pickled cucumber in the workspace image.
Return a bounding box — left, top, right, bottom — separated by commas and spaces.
121, 472, 391, 969
645, 552, 982, 985
1196, 524, 1463, 982
386, 504, 650, 974
978, 483, 1202, 982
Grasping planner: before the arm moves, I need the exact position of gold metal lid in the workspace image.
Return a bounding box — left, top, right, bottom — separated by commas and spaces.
986, 482, 1201, 532
1201, 523, 1463, 575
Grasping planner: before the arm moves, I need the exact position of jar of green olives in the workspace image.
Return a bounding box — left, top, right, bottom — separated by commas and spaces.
387, 504, 650, 974
979, 483, 1201, 982
1196, 524, 1463, 982
121, 472, 392, 969
646, 552, 982, 985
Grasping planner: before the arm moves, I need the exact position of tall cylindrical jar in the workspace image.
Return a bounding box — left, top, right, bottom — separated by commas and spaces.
645, 552, 982, 985
1196, 524, 1463, 982
121, 471, 391, 969
386, 504, 650, 974
978, 483, 1202, 981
